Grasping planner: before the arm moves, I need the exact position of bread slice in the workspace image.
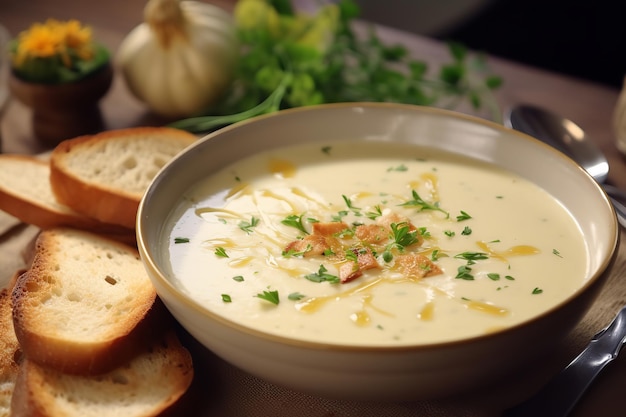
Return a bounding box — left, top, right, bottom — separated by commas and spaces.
11, 227, 163, 375
49, 127, 197, 229
0, 154, 134, 241
0, 269, 25, 417
10, 330, 193, 417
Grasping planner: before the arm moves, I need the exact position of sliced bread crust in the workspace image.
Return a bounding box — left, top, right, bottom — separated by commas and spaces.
10, 330, 193, 417
0, 270, 23, 417
49, 127, 196, 229
0, 155, 134, 240
11, 228, 162, 375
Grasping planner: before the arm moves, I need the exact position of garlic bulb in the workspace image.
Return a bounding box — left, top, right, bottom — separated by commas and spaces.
117, 0, 238, 118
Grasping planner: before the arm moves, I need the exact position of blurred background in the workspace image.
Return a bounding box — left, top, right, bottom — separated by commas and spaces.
355, 0, 626, 89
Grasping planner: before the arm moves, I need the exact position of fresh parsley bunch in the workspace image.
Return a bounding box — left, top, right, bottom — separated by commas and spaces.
170, 0, 503, 133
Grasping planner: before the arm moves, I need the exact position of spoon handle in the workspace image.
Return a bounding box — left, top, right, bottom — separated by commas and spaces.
603, 184, 626, 228
502, 306, 626, 417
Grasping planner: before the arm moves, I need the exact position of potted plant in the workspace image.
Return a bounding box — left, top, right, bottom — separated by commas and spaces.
8, 19, 112, 146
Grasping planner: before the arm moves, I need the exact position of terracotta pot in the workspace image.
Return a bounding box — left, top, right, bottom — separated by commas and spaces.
8, 63, 113, 147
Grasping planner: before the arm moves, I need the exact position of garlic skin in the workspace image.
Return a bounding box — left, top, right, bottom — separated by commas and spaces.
117, 0, 239, 119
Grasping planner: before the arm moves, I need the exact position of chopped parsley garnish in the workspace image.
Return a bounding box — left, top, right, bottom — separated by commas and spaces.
232, 275, 244, 282
282, 245, 311, 258
461, 226, 472, 235
221, 294, 232, 302
281, 214, 308, 234
505, 275, 515, 281
553, 249, 563, 258
487, 273, 500, 281
331, 210, 349, 222
454, 252, 488, 264
365, 205, 383, 220
399, 189, 449, 217
322, 247, 335, 256
532, 287, 543, 294
381, 222, 420, 262
342, 195, 361, 212
387, 164, 408, 172
304, 264, 340, 284
288, 292, 305, 301
444, 230, 455, 237
456, 265, 474, 280
215, 247, 229, 257
256, 289, 280, 305
456, 210, 472, 221
174, 237, 190, 244
238, 216, 259, 234
431, 249, 443, 261
390, 222, 420, 248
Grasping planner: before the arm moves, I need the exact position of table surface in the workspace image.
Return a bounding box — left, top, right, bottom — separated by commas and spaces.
1, 1, 626, 416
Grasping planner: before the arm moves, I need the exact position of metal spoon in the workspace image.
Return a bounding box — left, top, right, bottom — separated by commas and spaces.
502, 306, 626, 417
505, 104, 626, 228
502, 104, 626, 416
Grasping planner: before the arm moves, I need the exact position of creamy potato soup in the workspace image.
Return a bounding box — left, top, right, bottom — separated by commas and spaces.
164, 141, 588, 346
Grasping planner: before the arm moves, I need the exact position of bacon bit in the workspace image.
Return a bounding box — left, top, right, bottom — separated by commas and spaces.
377, 212, 412, 229
312, 222, 350, 237
339, 247, 380, 283
395, 253, 442, 279
284, 235, 329, 257
354, 224, 388, 244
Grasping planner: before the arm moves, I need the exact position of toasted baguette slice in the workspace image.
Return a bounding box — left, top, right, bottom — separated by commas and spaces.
50, 127, 197, 229
0, 269, 25, 417
0, 155, 91, 229
11, 228, 162, 375
0, 155, 134, 241
10, 330, 193, 417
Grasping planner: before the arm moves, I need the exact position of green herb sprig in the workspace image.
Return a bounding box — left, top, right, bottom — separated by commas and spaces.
304, 264, 340, 284
169, 0, 503, 134
399, 190, 449, 217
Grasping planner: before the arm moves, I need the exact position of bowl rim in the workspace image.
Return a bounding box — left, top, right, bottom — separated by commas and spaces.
137, 102, 620, 352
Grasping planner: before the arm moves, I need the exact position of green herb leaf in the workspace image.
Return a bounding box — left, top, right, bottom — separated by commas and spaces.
288, 292, 305, 301
281, 214, 309, 234
399, 190, 448, 217
342, 194, 361, 211
387, 164, 408, 172
221, 294, 232, 302
456, 210, 472, 221
365, 205, 383, 220
304, 264, 340, 284
454, 252, 488, 263
174, 237, 190, 244
238, 216, 260, 234
390, 222, 419, 248
232, 275, 245, 282
257, 289, 280, 304
456, 265, 474, 280
532, 287, 543, 295
215, 247, 229, 258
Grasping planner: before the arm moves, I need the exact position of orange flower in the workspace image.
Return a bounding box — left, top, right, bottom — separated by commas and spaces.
10, 18, 107, 83
62, 19, 94, 60
12, 19, 94, 68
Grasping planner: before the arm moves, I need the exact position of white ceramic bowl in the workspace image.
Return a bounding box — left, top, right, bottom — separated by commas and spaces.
137, 103, 619, 401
